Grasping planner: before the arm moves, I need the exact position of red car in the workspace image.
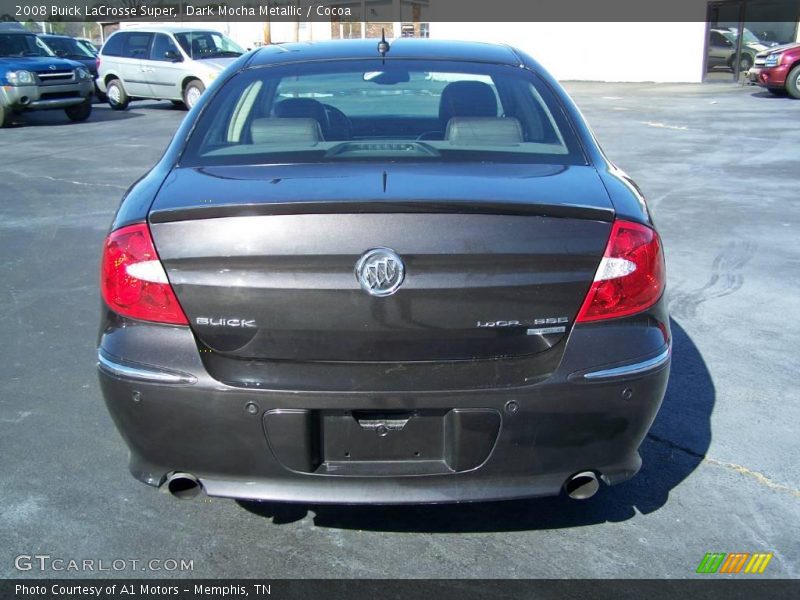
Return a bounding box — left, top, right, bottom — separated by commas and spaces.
749, 42, 800, 98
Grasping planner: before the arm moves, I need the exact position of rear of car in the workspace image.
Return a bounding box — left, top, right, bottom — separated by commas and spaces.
749, 43, 800, 98
0, 31, 94, 127
97, 40, 670, 504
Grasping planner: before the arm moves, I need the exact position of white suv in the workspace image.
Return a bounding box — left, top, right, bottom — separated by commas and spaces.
97, 26, 244, 110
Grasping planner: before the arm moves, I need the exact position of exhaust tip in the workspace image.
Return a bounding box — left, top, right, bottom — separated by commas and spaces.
164, 472, 203, 500
565, 471, 600, 500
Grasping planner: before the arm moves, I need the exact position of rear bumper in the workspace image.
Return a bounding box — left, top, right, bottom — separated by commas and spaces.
190, 455, 644, 504
98, 306, 670, 504
748, 65, 790, 88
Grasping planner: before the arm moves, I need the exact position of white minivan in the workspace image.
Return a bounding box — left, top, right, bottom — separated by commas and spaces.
97, 26, 245, 110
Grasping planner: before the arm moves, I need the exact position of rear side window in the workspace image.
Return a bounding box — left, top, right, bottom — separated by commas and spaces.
122, 33, 153, 59
182, 59, 585, 167
101, 32, 125, 57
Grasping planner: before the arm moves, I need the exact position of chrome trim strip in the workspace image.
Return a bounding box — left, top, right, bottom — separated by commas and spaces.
584, 346, 671, 380
526, 325, 566, 336
97, 353, 196, 385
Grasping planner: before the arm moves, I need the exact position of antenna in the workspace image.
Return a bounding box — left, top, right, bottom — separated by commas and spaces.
377, 28, 390, 57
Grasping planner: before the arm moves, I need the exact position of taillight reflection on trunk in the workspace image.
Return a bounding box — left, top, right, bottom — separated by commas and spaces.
576, 220, 665, 322
101, 223, 188, 325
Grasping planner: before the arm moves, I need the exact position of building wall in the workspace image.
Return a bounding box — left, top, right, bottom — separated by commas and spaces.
429, 22, 709, 83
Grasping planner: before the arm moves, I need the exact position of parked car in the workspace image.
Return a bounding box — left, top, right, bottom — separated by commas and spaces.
96, 26, 245, 110
98, 39, 670, 505
749, 42, 800, 98
707, 27, 772, 72
0, 30, 94, 127
0, 21, 26, 32
38, 33, 103, 99
76, 37, 100, 54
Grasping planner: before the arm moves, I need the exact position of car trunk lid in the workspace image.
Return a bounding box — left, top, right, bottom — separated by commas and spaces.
149, 163, 614, 362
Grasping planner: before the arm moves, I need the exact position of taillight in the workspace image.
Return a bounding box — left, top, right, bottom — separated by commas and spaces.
101, 223, 188, 325
576, 220, 665, 323
96, 56, 101, 71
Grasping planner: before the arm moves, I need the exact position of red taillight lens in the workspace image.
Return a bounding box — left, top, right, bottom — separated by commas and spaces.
100, 223, 188, 325
576, 220, 665, 323
95, 57, 101, 71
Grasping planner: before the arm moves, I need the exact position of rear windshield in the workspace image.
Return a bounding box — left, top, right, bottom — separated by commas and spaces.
181, 59, 586, 167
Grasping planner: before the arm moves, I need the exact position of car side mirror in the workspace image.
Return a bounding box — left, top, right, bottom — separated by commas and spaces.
165, 50, 182, 62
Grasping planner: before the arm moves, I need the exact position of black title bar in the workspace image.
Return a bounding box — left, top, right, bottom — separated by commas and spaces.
1, 0, 799, 23
4, 579, 800, 600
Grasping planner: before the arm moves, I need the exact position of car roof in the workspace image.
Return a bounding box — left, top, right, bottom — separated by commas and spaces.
113, 26, 223, 35
0, 22, 26, 32
248, 39, 523, 67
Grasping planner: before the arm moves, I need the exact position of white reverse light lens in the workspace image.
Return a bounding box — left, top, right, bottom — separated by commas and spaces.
594, 257, 637, 282
126, 260, 170, 284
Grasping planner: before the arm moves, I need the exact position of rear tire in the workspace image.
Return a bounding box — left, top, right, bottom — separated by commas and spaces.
183, 79, 205, 110
0, 103, 11, 128
65, 98, 92, 122
106, 78, 129, 110
786, 65, 800, 99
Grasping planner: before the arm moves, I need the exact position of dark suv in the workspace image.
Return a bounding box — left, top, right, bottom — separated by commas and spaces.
38, 33, 102, 98
0, 30, 94, 127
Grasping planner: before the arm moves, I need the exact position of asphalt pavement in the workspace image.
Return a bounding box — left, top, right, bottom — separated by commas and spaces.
1, 83, 798, 579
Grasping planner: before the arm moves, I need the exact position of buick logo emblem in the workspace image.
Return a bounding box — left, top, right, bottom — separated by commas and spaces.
49, 65, 57, 70
356, 248, 405, 297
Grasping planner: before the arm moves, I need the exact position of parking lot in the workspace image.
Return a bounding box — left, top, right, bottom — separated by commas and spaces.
1, 82, 799, 579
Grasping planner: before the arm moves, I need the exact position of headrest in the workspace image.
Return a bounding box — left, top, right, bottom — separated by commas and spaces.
250, 118, 322, 145
439, 81, 498, 124
445, 117, 524, 145
273, 98, 329, 133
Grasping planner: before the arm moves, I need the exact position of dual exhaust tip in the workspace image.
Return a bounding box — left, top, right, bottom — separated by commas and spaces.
565, 471, 600, 500
163, 472, 203, 500
162, 470, 600, 501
